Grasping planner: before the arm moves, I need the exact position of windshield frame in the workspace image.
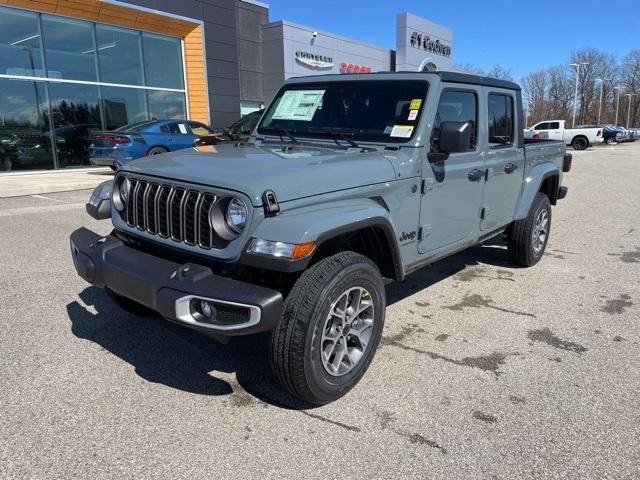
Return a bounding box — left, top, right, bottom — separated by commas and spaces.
257, 79, 430, 145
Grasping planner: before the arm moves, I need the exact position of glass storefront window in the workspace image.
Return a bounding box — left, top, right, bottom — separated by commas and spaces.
48, 83, 101, 168
0, 7, 44, 78
96, 25, 144, 86
102, 87, 149, 129
0, 7, 189, 172
0, 78, 53, 171
41, 15, 96, 82
148, 91, 186, 120
143, 33, 184, 89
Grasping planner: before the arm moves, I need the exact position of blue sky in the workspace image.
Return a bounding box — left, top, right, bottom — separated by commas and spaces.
268, 0, 639, 81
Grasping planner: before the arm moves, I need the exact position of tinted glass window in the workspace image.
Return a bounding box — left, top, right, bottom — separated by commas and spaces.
230, 111, 261, 135
102, 87, 148, 129
41, 15, 96, 81
96, 25, 143, 85
48, 83, 101, 167
116, 120, 156, 133
148, 90, 186, 120
0, 7, 44, 77
548, 122, 560, 129
0, 78, 53, 171
431, 90, 477, 151
488, 94, 514, 146
535, 122, 549, 130
161, 122, 189, 135
142, 32, 183, 89
258, 80, 428, 143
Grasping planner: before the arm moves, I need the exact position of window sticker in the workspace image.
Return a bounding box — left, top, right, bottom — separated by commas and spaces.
408, 109, 419, 121
409, 98, 422, 110
178, 123, 188, 134
390, 125, 414, 138
272, 90, 325, 121
383, 126, 393, 134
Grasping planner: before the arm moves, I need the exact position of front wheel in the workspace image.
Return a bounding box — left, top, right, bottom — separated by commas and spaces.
605, 137, 616, 145
270, 251, 386, 405
507, 192, 551, 267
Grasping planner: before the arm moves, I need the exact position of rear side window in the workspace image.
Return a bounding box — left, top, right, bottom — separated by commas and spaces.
430, 90, 477, 152
161, 122, 189, 134
548, 121, 560, 129
488, 94, 514, 146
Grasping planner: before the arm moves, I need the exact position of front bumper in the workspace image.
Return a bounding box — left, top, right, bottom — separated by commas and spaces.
70, 227, 283, 335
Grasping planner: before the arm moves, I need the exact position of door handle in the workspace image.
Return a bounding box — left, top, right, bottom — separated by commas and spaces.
468, 169, 484, 182
505, 163, 518, 174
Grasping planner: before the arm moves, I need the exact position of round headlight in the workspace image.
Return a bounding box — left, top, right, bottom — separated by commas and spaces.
226, 198, 248, 233
113, 176, 130, 212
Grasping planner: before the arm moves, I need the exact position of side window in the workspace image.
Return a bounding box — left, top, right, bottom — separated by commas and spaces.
488, 94, 514, 146
535, 122, 549, 130
548, 122, 560, 129
161, 122, 189, 134
430, 90, 477, 152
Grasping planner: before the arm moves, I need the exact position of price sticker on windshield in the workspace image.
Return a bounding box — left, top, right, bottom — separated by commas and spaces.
390, 125, 414, 138
272, 90, 325, 121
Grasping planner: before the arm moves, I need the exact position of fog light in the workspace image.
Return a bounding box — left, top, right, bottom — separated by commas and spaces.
200, 300, 213, 318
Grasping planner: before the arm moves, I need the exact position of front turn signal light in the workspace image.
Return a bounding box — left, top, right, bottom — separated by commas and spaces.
249, 238, 316, 259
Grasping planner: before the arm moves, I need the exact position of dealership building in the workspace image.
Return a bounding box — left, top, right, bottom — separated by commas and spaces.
0, 0, 453, 173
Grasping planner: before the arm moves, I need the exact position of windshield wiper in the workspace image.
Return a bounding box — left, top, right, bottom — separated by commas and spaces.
307, 127, 361, 149
259, 127, 297, 143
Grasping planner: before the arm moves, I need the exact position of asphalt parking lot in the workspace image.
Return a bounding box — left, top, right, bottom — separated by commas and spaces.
1, 143, 639, 479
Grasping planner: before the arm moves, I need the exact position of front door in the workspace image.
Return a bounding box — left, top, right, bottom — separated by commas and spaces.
418, 88, 485, 255
481, 91, 525, 230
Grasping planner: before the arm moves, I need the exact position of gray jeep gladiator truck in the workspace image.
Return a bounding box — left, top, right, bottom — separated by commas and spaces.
71, 71, 571, 405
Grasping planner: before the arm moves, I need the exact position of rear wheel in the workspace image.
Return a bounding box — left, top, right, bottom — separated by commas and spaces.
605, 137, 616, 145
270, 251, 385, 405
507, 192, 551, 267
147, 146, 168, 156
571, 136, 588, 150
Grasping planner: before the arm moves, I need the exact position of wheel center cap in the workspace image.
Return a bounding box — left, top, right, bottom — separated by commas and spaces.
342, 324, 351, 335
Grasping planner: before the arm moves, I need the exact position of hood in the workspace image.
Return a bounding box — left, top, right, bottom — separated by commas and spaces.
123, 142, 398, 206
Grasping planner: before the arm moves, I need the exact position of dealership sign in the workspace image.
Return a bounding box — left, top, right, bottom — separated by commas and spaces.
295, 51, 334, 69
339, 62, 372, 73
409, 31, 451, 58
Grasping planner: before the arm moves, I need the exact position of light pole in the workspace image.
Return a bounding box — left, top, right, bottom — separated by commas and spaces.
595, 78, 609, 125
570, 62, 589, 128
626, 93, 637, 129
614, 87, 622, 126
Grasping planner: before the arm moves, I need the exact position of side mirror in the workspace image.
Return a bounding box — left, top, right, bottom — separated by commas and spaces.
438, 121, 472, 154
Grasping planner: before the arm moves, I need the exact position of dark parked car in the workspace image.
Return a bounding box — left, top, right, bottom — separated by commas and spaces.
89, 119, 216, 170
602, 126, 624, 144
193, 109, 264, 147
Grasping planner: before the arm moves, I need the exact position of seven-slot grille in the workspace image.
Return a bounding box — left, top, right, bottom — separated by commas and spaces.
123, 177, 225, 249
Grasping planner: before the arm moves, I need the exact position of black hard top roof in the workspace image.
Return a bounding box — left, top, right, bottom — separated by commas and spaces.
287, 70, 521, 91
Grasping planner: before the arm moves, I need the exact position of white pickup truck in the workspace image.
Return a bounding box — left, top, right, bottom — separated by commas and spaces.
525, 120, 604, 150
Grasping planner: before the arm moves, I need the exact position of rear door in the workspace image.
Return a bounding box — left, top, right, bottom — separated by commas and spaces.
481, 90, 524, 231
418, 86, 485, 255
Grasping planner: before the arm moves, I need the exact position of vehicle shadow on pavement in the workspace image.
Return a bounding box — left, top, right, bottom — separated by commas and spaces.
387, 240, 513, 305
66, 287, 309, 409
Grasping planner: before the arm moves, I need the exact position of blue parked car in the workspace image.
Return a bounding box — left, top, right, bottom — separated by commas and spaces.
89, 119, 216, 170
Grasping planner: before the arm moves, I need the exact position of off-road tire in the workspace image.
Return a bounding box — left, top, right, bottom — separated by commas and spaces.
507, 192, 551, 267
571, 136, 588, 150
270, 251, 386, 405
105, 287, 157, 317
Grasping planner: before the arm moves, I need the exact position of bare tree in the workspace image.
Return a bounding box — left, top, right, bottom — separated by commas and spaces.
486, 64, 514, 81
522, 69, 548, 125
547, 66, 573, 122
453, 63, 485, 75
620, 50, 640, 127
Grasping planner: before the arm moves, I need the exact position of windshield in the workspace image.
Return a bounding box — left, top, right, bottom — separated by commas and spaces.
258, 80, 429, 143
